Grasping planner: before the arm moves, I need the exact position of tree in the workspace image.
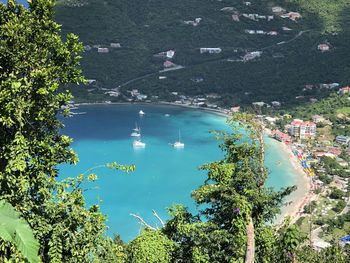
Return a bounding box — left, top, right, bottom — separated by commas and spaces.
127, 230, 175, 263
0, 1, 135, 261
329, 188, 344, 199
163, 113, 295, 262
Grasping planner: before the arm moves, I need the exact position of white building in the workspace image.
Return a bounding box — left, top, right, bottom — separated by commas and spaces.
97, 48, 109, 53
166, 50, 175, 59
200, 48, 222, 54
110, 43, 121, 48
318, 44, 330, 52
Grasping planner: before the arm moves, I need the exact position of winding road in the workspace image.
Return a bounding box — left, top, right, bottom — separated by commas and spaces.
116, 30, 310, 89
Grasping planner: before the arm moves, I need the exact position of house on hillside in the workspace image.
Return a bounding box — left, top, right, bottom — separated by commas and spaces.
200, 48, 222, 54
163, 61, 176, 68
184, 18, 202, 26
110, 43, 121, 48
272, 6, 286, 13
243, 1, 251, 6
166, 50, 175, 59
97, 48, 109, 53
232, 14, 240, 22
338, 86, 350, 95
318, 43, 330, 52
155, 50, 176, 59
252, 102, 265, 107
336, 135, 350, 145
231, 106, 240, 113
243, 51, 262, 61
245, 29, 256, 34
271, 101, 281, 107
280, 12, 302, 21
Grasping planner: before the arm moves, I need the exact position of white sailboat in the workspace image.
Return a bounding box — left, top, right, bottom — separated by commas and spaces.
132, 126, 146, 148
130, 123, 141, 137
133, 139, 146, 148
173, 130, 185, 148
139, 110, 145, 116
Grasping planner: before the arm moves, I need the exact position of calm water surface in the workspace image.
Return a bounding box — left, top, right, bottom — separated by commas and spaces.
59, 104, 297, 241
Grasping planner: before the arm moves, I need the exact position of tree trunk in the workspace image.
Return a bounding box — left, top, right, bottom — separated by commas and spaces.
244, 121, 264, 263
244, 217, 255, 263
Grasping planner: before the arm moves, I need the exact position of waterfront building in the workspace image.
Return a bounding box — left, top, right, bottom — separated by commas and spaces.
288, 119, 316, 139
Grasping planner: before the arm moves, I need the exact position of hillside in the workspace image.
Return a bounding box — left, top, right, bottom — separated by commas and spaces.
55, 0, 350, 107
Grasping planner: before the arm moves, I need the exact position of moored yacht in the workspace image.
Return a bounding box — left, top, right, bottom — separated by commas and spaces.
131, 123, 141, 137
173, 130, 185, 148
133, 140, 146, 148
139, 110, 145, 115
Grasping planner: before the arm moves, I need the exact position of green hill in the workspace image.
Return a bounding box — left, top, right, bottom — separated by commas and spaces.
55, 0, 350, 107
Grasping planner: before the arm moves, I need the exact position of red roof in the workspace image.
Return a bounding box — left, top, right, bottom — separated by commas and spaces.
291, 121, 302, 125
163, 61, 175, 68
328, 148, 341, 155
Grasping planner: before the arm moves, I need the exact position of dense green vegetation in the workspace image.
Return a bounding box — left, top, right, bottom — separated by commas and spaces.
280, 93, 350, 136
54, 0, 350, 106
1, 0, 350, 262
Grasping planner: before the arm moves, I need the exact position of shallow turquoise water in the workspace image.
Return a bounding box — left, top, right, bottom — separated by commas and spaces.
59, 104, 297, 241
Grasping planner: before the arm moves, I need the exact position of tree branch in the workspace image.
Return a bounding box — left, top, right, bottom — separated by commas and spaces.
152, 209, 165, 227
130, 213, 157, 230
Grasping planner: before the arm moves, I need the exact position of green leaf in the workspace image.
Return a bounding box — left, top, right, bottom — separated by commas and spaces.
0, 200, 40, 263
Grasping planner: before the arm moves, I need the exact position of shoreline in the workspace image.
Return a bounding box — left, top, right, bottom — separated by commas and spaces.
273, 140, 312, 225
74, 101, 310, 224
74, 101, 231, 118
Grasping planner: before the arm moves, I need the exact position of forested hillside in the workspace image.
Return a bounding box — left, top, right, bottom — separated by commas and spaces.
55, 0, 350, 106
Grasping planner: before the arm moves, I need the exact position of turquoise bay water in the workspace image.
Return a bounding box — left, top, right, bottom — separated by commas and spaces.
59, 104, 297, 241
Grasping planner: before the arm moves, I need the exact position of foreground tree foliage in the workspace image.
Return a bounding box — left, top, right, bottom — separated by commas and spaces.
127, 230, 175, 263
0, 1, 132, 262
162, 114, 297, 262
0, 200, 39, 263
1, 1, 350, 262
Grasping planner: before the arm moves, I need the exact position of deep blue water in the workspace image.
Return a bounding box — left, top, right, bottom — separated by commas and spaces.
59, 104, 297, 241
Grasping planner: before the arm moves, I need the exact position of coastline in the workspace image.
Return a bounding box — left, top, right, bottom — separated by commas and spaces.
74, 101, 309, 223
74, 101, 231, 118
273, 140, 312, 225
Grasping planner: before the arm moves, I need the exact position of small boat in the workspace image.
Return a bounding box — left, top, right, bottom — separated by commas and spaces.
131, 131, 141, 137
174, 141, 185, 148
131, 123, 141, 137
173, 130, 185, 148
165, 114, 170, 117
133, 140, 146, 148
139, 110, 145, 115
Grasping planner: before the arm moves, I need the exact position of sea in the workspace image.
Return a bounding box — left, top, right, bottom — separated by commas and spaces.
59, 104, 298, 241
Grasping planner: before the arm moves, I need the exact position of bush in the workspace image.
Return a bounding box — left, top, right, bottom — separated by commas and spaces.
304, 201, 317, 214
329, 189, 344, 199
333, 200, 347, 213
318, 174, 333, 185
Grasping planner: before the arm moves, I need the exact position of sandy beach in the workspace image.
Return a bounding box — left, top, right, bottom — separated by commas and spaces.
274, 141, 312, 225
